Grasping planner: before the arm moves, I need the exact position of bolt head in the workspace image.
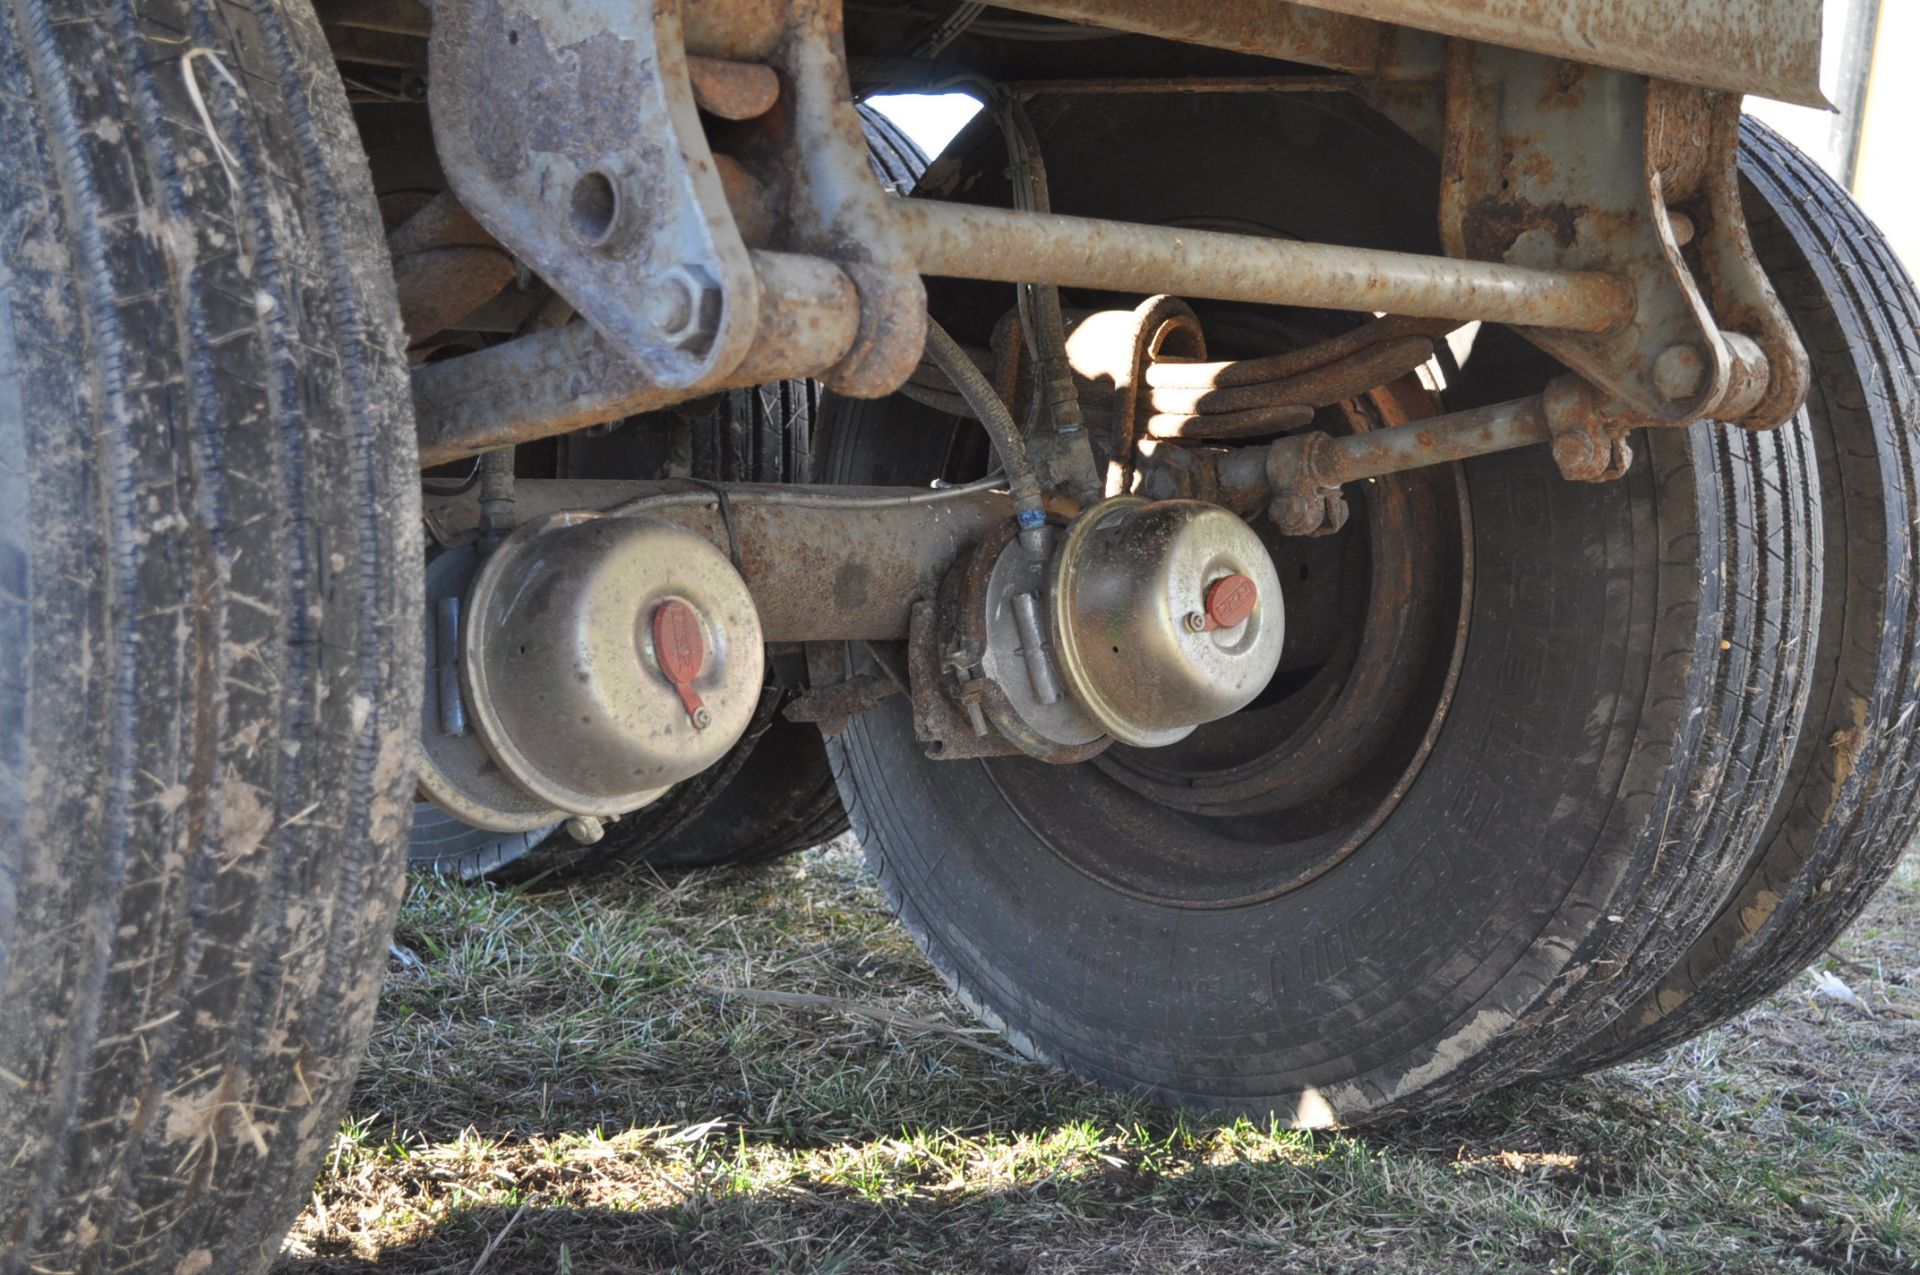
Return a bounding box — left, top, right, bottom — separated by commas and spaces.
563, 815, 606, 845
1551, 431, 1597, 479
1653, 344, 1707, 401
691, 705, 712, 730
1183, 610, 1208, 633
646, 275, 696, 339
647, 265, 719, 348
1268, 491, 1319, 536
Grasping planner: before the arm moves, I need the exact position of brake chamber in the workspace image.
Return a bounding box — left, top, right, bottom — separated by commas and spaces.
418, 483, 1286, 830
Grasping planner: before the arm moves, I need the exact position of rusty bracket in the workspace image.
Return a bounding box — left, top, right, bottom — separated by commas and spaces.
713, 0, 926, 396
905, 601, 1021, 761
1439, 44, 1806, 430
429, 0, 922, 402
1657, 86, 1809, 431
1540, 376, 1633, 484
430, 0, 760, 388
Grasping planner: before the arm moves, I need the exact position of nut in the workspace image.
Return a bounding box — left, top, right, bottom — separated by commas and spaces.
1268, 488, 1347, 538
648, 264, 719, 349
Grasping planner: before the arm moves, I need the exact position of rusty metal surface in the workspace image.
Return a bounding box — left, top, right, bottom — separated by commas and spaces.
718, 0, 927, 396
1152, 340, 1430, 413
1006, 73, 1361, 97
412, 250, 859, 467
932, 518, 1113, 763
1680, 91, 1809, 431
643, 493, 1026, 642
904, 598, 1024, 760
1284, 0, 1826, 108
782, 673, 902, 732
1063, 295, 1207, 493
971, 523, 1110, 749
1440, 44, 1727, 422
392, 247, 517, 345
1146, 405, 1315, 440
430, 0, 761, 387
988, 0, 1824, 107
420, 477, 1047, 641
1271, 392, 1553, 490
1199, 371, 1647, 536
1143, 315, 1454, 391
892, 196, 1632, 332
686, 54, 780, 119
315, 0, 429, 37
679, 0, 787, 59
983, 0, 1443, 80
386, 191, 514, 344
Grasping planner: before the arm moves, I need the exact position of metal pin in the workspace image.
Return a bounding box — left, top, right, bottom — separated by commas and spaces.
1012, 590, 1064, 705
435, 596, 467, 737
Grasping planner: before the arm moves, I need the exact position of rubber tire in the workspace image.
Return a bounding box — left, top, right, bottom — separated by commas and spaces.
637, 715, 852, 869
819, 92, 1817, 1123
0, 0, 420, 1269
407, 804, 557, 879
1551, 118, 1920, 1073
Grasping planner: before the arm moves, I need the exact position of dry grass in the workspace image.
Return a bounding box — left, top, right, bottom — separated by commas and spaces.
279, 842, 1920, 1274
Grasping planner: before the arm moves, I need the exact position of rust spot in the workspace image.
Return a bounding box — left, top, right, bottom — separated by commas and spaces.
1537, 59, 1589, 110
832, 559, 872, 610
1463, 196, 1581, 260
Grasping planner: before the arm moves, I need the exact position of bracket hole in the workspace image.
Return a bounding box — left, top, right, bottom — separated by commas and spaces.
568, 170, 620, 247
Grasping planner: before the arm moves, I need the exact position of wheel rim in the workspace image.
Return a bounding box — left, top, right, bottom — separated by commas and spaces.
981, 369, 1472, 908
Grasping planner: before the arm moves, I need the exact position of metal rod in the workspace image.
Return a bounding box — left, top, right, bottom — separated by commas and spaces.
1205, 393, 1556, 512
434, 597, 467, 737
890, 198, 1633, 334
1303, 395, 1551, 486
412, 250, 860, 468
1011, 591, 1064, 705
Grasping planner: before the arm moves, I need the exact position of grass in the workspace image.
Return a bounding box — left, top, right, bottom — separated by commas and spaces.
280, 841, 1920, 1274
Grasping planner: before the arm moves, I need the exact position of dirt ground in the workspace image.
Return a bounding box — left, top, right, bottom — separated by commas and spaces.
278, 840, 1919, 1274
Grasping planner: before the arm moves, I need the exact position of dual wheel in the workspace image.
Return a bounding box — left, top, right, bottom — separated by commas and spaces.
820, 98, 1920, 1120
0, 10, 1914, 1274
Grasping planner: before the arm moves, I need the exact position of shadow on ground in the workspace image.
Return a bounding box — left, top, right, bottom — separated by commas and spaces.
277, 843, 1920, 1274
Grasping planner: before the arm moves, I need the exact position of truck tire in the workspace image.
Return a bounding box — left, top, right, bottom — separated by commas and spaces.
817, 92, 1828, 1123
1548, 118, 1920, 1073
0, 0, 419, 1271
